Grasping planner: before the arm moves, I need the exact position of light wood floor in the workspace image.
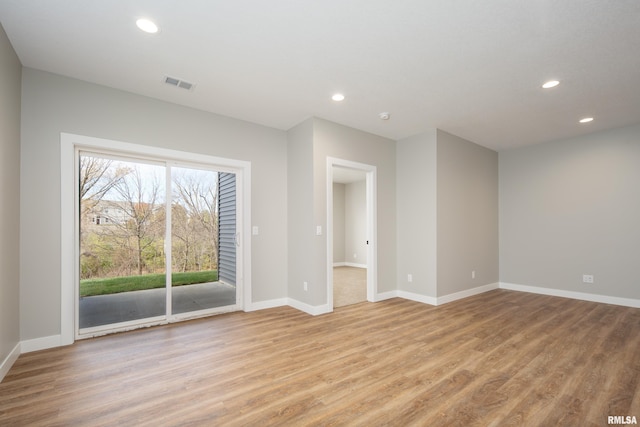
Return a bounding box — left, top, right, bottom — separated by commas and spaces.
1, 290, 639, 426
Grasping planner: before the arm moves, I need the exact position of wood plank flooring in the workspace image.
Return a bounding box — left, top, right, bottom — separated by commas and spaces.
1, 290, 639, 426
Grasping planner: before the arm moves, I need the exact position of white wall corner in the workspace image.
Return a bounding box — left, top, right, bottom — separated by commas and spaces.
287, 298, 332, 316
397, 290, 438, 306
499, 282, 640, 309
436, 282, 500, 306
0, 343, 21, 383
21, 335, 63, 353
246, 298, 288, 312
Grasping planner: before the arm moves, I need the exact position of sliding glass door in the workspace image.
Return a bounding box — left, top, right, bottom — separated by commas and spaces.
170, 166, 236, 314
78, 151, 237, 335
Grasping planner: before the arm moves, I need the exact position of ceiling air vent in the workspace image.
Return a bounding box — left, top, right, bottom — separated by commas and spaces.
164, 76, 194, 91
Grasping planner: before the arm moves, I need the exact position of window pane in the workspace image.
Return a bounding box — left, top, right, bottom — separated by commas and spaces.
79, 154, 166, 328
171, 166, 235, 314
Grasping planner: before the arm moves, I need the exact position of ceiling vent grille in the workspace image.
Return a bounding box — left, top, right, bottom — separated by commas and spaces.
164, 76, 194, 91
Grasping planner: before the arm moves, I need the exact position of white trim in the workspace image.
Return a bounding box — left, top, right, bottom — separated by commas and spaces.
61, 133, 252, 344
239, 167, 252, 312
374, 290, 398, 302
0, 343, 21, 382
60, 138, 76, 346
499, 282, 640, 308
436, 282, 500, 305
345, 262, 367, 269
326, 157, 378, 312
332, 262, 367, 269
287, 298, 332, 316
165, 165, 173, 319
77, 317, 166, 340
246, 298, 288, 312
397, 290, 438, 306
396, 283, 498, 306
21, 335, 63, 353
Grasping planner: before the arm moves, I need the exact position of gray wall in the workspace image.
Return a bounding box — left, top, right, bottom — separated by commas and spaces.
397, 130, 438, 297
396, 129, 498, 298
333, 180, 367, 265
283, 117, 399, 309
436, 130, 499, 296
287, 119, 315, 304
344, 180, 367, 265
332, 183, 345, 263
500, 124, 640, 299
289, 117, 397, 307
313, 118, 397, 302
0, 24, 21, 370
20, 69, 288, 341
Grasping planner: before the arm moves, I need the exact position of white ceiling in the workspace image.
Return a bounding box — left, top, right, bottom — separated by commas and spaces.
1, 0, 639, 151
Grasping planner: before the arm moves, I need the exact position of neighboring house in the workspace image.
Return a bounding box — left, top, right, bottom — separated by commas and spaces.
85, 200, 131, 226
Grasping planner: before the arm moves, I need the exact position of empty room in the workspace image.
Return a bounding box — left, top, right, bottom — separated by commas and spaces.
1, 1, 639, 426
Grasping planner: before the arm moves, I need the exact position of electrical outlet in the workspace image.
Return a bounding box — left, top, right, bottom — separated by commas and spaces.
407, 274, 413, 283
303, 281, 308, 291
582, 274, 594, 284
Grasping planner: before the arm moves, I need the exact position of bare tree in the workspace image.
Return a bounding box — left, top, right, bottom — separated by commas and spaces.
172, 170, 219, 271
106, 166, 164, 276
79, 156, 129, 213
79, 155, 132, 278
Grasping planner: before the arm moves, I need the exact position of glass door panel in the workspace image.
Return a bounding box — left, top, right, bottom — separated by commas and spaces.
170, 166, 236, 314
79, 153, 166, 329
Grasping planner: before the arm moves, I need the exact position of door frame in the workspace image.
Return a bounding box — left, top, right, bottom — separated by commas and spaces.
61, 133, 251, 343
326, 157, 377, 311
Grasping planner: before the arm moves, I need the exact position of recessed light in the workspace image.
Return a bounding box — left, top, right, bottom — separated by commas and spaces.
542, 80, 560, 89
579, 117, 594, 123
332, 93, 345, 102
136, 18, 159, 34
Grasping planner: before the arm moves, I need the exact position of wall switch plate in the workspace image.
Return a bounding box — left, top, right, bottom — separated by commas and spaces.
472, 270, 476, 279
252, 226, 259, 235
582, 274, 594, 284
303, 281, 308, 291
316, 225, 322, 235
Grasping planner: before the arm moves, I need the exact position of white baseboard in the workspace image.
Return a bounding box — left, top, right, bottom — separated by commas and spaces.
333, 262, 367, 269
21, 335, 62, 353
499, 282, 640, 308
374, 290, 398, 302
397, 290, 438, 306
345, 262, 367, 269
436, 282, 500, 305
397, 283, 499, 307
246, 298, 288, 312
287, 298, 332, 316
0, 342, 21, 383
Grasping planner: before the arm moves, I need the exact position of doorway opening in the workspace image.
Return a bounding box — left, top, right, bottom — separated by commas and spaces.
327, 158, 377, 310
